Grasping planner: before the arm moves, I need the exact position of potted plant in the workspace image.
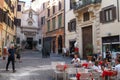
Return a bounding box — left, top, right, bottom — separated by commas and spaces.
85, 44, 93, 61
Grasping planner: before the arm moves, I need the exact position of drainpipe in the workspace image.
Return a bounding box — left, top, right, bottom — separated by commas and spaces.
64, 0, 66, 47
117, 0, 120, 22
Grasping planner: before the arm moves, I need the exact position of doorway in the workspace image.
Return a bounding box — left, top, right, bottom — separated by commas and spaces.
52, 40, 56, 53
82, 26, 93, 58
26, 37, 33, 49
58, 35, 62, 53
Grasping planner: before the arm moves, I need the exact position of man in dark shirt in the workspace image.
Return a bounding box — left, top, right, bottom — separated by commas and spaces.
6, 45, 16, 73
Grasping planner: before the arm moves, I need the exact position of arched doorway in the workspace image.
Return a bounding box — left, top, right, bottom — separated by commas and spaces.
58, 35, 62, 54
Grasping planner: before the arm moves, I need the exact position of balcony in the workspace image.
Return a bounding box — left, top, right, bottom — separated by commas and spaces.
74, 0, 101, 10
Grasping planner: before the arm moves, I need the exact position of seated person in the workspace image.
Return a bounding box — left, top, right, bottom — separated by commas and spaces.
101, 58, 109, 71
112, 58, 120, 79
71, 54, 80, 67
92, 61, 102, 72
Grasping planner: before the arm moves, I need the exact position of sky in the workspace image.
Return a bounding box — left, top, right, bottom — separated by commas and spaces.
19, 0, 48, 10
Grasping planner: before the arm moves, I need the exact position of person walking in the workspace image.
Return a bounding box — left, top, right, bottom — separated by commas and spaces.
62, 47, 66, 57
16, 46, 22, 63
6, 44, 16, 73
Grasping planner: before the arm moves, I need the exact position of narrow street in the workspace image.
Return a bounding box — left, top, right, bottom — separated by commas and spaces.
0, 50, 71, 80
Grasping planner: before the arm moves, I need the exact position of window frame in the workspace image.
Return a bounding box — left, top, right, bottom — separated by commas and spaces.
47, 20, 50, 32
68, 19, 76, 32
17, 5, 21, 11
52, 17, 56, 30
83, 12, 90, 22
100, 5, 116, 23
58, 1, 62, 10
53, 6, 55, 14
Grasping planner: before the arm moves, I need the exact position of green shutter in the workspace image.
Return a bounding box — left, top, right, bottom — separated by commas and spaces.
58, 14, 62, 28
52, 18, 56, 30
47, 21, 50, 32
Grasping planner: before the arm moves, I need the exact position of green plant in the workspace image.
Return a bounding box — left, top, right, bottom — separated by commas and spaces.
85, 44, 93, 56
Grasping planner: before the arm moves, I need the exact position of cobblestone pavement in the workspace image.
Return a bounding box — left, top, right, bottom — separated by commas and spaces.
0, 50, 72, 80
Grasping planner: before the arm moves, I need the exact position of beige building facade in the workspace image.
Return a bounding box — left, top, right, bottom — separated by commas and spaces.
99, 0, 120, 58
42, 0, 65, 54
73, 0, 120, 58
65, 0, 78, 56
16, 1, 42, 50
0, 0, 18, 56
74, 0, 101, 58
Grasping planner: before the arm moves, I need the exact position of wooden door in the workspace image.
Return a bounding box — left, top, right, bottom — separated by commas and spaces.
82, 26, 93, 58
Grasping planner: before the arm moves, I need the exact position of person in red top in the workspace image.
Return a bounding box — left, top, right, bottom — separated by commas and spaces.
74, 47, 79, 54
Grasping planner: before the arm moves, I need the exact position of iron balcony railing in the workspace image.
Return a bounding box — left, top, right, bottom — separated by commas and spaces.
73, 0, 102, 10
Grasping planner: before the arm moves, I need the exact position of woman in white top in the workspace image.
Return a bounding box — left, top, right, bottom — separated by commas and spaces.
71, 54, 80, 67
92, 61, 102, 72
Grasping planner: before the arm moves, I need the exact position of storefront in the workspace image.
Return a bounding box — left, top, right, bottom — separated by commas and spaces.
102, 35, 120, 59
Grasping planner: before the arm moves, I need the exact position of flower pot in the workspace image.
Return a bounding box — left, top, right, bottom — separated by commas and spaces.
87, 56, 92, 61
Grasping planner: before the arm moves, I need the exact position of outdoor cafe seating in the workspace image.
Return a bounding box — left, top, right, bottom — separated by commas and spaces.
51, 60, 120, 80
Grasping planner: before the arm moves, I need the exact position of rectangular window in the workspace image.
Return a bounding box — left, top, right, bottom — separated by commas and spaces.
16, 37, 20, 44
17, 5, 21, 11
39, 39, 41, 44
70, 0, 74, 9
68, 19, 76, 32
47, 20, 50, 31
53, 6, 55, 14
48, 9, 50, 17
41, 16, 45, 25
52, 17, 56, 30
43, 3, 45, 10
104, 9, 113, 22
3, 13, 8, 24
17, 19, 21, 26
0, 9, 3, 22
100, 5, 116, 23
83, 12, 90, 21
59, 1, 62, 10
58, 14, 62, 28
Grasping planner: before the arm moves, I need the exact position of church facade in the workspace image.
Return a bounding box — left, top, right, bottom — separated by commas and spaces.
16, 1, 42, 50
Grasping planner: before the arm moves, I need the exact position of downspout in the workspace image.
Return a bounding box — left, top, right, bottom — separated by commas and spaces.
64, 0, 66, 47
117, 0, 120, 22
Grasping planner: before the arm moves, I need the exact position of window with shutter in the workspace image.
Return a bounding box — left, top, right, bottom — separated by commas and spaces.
17, 5, 21, 11
100, 5, 116, 23
16, 37, 20, 44
70, 0, 74, 9
53, 6, 55, 14
52, 17, 56, 30
0, 9, 3, 22
68, 19, 76, 32
17, 19, 21, 26
48, 9, 50, 17
47, 20, 50, 32
58, 14, 62, 28
112, 7, 116, 20
83, 12, 90, 21
68, 22, 71, 31
59, 1, 62, 10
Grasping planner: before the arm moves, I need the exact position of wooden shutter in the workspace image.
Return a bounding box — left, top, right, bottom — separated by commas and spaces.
68, 22, 71, 31
74, 19, 76, 31
100, 11, 105, 23
0, 9, 3, 22
112, 6, 116, 20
